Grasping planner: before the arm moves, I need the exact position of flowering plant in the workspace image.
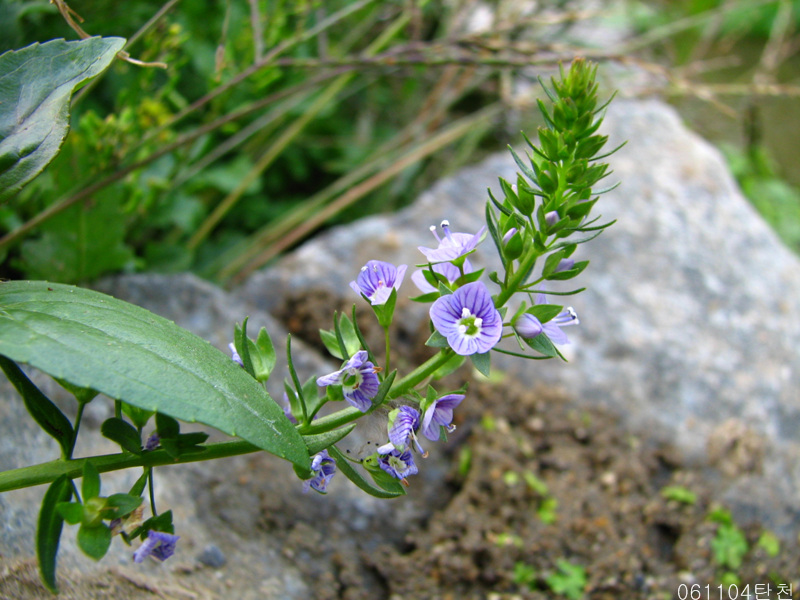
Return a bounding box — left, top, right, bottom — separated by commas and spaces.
0, 58, 616, 592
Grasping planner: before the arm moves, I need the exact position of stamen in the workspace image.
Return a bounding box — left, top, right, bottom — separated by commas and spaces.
441, 220, 453, 241
461, 307, 471, 318
429, 224, 441, 243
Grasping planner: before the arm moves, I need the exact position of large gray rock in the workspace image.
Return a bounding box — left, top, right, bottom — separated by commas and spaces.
240, 98, 800, 532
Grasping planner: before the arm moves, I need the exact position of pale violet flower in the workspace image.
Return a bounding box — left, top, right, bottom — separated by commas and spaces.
422, 393, 465, 441
303, 450, 336, 493
514, 294, 579, 345
378, 447, 418, 483
411, 260, 473, 294
378, 406, 426, 456
350, 260, 407, 305
228, 342, 243, 366
418, 220, 486, 263
430, 281, 502, 356
133, 530, 179, 563
316, 350, 380, 412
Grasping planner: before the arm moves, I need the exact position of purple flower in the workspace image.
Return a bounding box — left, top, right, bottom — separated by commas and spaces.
281, 392, 298, 424
228, 342, 243, 367
303, 449, 336, 493
554, 258, 574, 273
430, 281, 503, 356
418, 220, 486, 263
514, 295, 579, 345
377, 447, 418, 483
350, 260, 407, 305
422, 393, 465, 441
411, 260, 473, 294
378, 406, 426, 456
316, 350, 380, 412
133, 530, 180, 563
144, 433, 160, 451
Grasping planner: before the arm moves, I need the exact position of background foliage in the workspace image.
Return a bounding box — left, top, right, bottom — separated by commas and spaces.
1, 0, 798, 285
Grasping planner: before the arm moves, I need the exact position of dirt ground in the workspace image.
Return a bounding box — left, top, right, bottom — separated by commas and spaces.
2, 290, 798, 599
273, 290, 800, 600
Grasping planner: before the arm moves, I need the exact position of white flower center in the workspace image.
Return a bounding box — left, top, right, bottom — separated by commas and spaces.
457, 307, 483, 337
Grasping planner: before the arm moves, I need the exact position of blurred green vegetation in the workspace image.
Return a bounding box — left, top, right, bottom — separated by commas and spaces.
631, 0, 800, 253
1, 0, 798, 286
1, 0, 520, 285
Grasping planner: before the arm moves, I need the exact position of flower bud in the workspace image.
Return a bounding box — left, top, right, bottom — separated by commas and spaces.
502, 228, 523, 261
513, 313, 543, 339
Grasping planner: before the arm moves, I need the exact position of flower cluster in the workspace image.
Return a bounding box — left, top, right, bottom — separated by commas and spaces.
300, 212, 584, 491
225, 61, 609, 505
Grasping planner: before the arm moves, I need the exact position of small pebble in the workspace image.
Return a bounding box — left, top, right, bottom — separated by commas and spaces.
197, 544, 226, 568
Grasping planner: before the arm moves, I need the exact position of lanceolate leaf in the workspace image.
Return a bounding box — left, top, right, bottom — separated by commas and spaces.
0, 281, 310, 471
0, 355, 74, 458
0, 37, 126, 200
37, 474, 72, 594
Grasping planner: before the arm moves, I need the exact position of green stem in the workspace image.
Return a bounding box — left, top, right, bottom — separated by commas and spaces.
387, 349, 454, 400
384, 327, 391, 375
0, 440, 261, 493
148, 468, 157, 516
494, 246, 540, 308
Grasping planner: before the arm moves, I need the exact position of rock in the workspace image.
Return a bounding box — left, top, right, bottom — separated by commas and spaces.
239, 98, 800, 533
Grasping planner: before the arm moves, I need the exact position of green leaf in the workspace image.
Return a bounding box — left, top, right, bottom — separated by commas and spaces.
425, 329, 449, 348
470, 351, 491, 377
302, 423, 356, 455
0, 281, 310, 471
105, 493, 143, 519
0, 37, 126, 200
523, 332, 560, 358
252, 327, 277, 382
101, 417, 142, 454
55, 378, 99, 404
431, 353, 466, 379
77, 523, 112, 561
233, 318, 256, 379
55, 501, 83, 525
327, 446, 405, 499
122, 403, 155, 430
82, 461, 101, 501
128, 470, 149, 497
0, 355, 74, 458
319, 329, 343, 359
17, 190, 134, 284
37, 475, 72, 593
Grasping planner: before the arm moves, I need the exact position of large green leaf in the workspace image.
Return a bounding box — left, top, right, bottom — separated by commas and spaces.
0, 281, 310, 471
0, 37, 125, 200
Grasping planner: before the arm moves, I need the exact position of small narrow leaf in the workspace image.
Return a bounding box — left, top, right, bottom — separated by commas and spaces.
128, 470, 149, 497
55, 502, 83, 525
0, 355, 74, 458
327, 446, 405, 499
105, 493, 143, 519
77, 524, 112, 561
234, 318, 256, 379
101, 417, 142, 454
302, 423, 356, 455
82, 461, 101, 501
470, 351, 491, 377
37, 475, 72, 593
